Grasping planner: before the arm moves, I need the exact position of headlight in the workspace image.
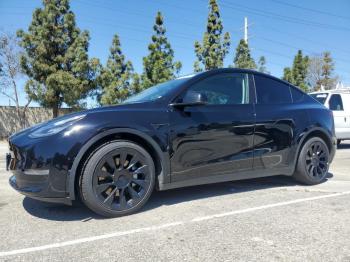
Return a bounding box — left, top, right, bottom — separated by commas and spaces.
29, 114, 86, 138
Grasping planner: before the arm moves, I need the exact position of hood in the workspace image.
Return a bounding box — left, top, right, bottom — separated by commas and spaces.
10, 102, 153, 139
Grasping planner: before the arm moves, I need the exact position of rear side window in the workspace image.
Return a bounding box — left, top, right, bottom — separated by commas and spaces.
290, 86, 305, 103
329, 94, 344, 111
254, 75, 292, 104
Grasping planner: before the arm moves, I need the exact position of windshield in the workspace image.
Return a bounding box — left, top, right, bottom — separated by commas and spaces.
123, 77, 192, 104
310, 93, 328, 104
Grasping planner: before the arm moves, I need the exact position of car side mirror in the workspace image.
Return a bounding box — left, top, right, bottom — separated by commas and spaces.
170, 91, 207, 108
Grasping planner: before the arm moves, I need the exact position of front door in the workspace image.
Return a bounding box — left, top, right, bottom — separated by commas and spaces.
169, 72, 255, 183
328, 94, 349, 139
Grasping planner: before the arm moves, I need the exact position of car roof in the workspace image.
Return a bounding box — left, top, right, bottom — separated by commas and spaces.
188, 68, 293, 86
310, 89, 350, 95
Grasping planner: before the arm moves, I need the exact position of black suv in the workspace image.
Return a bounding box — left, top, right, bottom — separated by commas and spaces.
8, 69, 336, 217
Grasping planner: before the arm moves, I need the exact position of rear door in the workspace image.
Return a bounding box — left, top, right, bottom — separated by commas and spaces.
253, 75, 305, 174
329, 94, 349, 139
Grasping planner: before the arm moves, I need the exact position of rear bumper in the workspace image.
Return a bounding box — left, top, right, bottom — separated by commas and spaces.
9, 174, 72, 205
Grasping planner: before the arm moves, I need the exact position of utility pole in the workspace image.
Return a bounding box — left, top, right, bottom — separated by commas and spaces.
244, 17, 248, 44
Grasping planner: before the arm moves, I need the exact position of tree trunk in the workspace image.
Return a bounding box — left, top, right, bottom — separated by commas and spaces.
52, 105, 59, 118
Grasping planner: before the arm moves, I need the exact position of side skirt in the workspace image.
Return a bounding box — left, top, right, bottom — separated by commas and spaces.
158, 167, 293, 191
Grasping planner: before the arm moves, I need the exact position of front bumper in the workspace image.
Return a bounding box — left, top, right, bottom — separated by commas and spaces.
9, 174, 72, 205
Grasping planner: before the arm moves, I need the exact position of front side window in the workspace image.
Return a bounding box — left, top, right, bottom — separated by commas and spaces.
184, 73, 250, 105
329, 94, 344, 111
254, 75, 292, 104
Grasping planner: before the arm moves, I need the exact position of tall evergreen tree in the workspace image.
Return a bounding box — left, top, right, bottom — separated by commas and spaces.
194, 0, 230, 72
257, 56, 268, 73
141, 11, 181, 89
320, 51, 336, 89
98, 34, 133, 105
17, 0, 98, 117
283, 50, 309, 91
233, 39, 256, 69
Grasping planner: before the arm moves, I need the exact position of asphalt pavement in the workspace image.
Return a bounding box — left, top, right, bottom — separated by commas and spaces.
0, 141, 349, 261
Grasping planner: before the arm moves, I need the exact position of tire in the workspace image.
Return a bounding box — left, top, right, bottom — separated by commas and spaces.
293, 137, 330, 185
80, 140, 155, 217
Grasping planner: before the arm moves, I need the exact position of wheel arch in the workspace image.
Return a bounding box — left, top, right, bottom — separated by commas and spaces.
293, 127, 335, 172
68, 128, 169, 201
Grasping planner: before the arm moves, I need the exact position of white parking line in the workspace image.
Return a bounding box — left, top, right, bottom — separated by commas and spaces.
1, 191, 350, 258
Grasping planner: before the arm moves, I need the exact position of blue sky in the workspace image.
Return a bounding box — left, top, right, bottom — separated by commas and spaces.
1, 0, 350, 107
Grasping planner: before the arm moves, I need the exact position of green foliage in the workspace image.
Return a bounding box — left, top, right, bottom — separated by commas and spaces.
320, 51, 336, 90
141, 11, 182, 89
233, 39, 256, 69
283, 50, 309, 91
194, 0, 230, 71
98, 34, 133, 105
257, 56, 268, 73
17, 0, 98, 117
130, 73, 142, 95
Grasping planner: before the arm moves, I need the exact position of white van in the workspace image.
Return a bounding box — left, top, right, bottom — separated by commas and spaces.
310, 89, 350, 145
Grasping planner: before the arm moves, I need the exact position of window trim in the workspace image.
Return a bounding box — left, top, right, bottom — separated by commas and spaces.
252, 74, 293, 105
175, 72, 253, 106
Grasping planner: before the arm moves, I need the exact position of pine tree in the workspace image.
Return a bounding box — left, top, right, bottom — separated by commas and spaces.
283, 67, 293, 83
194, 0, 230, 71
257, 56, 268, 73
17, 0, 98, 117
283, 50, 309, 91
233, 39, 256, 69
130, 73, 142, 95
320, 51, 336, 90
98, 34, 133, 105
141, 11, 182, 89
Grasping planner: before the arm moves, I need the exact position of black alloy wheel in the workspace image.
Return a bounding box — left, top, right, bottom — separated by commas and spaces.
305, 141, 329, 179
293, 137, 330, 185
81, 141, 155, 217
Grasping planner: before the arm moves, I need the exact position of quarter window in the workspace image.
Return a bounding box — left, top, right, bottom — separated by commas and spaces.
185, 73, 250, 105
254, 75, 292, 104
290, 86, 305, 103
329, 94, 344, 111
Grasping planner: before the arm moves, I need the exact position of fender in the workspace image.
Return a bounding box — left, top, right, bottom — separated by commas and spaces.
67, 128, 170, 200
291, 126, 335, 173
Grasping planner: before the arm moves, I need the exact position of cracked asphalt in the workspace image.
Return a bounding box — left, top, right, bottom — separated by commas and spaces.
0, 141, 349, 261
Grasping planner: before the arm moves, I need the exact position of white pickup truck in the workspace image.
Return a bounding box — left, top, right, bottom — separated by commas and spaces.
310, 89, 350, 145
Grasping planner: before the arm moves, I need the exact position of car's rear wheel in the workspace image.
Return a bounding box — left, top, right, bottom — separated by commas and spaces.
80, 141, 155, 217
293, 137, 330, 185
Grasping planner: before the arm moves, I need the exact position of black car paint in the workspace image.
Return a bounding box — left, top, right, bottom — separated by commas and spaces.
8, 68, 336, 205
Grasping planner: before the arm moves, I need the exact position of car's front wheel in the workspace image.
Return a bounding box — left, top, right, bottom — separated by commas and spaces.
80, 141, 155, 217
293, 137, 330, 185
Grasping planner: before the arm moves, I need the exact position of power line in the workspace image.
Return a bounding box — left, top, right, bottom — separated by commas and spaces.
253, 47, 350, 76
269, 0, 350, 21
255, 36, 350, 64
219, 0, 350, 31
255, 24, 350, 56
74, 0, 203, 31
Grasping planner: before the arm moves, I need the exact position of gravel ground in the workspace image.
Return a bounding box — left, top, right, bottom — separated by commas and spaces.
0, 141, 349, 261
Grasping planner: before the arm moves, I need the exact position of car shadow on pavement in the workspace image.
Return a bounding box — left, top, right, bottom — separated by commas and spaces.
22, 173, 334, 222
337, 143, 350, 150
